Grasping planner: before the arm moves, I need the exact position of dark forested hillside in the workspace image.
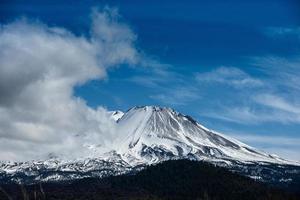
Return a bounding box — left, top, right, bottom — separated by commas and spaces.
0, 160, 298, 200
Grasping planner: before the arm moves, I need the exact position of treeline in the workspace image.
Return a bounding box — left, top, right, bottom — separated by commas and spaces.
0, 159, 299, 200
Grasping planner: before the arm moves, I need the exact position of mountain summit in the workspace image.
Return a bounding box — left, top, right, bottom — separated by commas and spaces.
114, 106, 292, 165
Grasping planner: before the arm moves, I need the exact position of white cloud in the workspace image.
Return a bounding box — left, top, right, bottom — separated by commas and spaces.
150, 86, 200, 106
194, 56, 300, 125
129, 63, 175, 87
134, 58, 300, 125
90, 7, 137, 66
252, 56, 300, 91
0, 8, 138, 161
260, 147, 300, 162
230, 134, 300, 147
202, 106, 289, 125
202, 107, 260, 124
196, 66, 263, 88
203, 99, 300, 125
224, 132, 300, 161
254, 94, 300, 115
127, 60, 201, 106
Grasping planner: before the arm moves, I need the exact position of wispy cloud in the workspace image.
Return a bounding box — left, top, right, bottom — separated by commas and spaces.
230, 134, 300, 147
204, 105, 300, 124
150, 86, 200, 105
264, 26, 300, 39
130, 56, 300, 125
252, 56, 300, 91
202, 107, 262, 124
128, 62, 178, 88
196, 67, 263, 88
254, 94, 300, 115
127, 59, 201, 106
195, 55, 300, 125
224, 132, 300, 161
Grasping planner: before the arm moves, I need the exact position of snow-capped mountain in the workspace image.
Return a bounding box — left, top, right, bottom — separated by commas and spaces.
114, 106, 294, 165
0, 106, 299, 184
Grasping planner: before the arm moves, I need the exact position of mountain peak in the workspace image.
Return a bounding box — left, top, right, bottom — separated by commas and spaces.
129, 105, 174, 112
114, 105, 293, 165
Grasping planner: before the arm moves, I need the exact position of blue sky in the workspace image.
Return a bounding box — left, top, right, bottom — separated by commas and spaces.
1, 0, 300, 160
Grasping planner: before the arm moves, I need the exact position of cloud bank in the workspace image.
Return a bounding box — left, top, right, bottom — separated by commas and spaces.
0, 8, 138, 161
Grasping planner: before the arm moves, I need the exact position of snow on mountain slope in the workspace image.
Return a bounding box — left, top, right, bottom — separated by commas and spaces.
0, 151, 132, 183
114, 106, 295, 165
109, 110, 124, 121
0, 105, 299, 183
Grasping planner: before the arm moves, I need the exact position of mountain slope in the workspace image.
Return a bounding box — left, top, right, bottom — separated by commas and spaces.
0, 105, 299, 185
114, 106, 294, 165
1, 160, 298, 200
